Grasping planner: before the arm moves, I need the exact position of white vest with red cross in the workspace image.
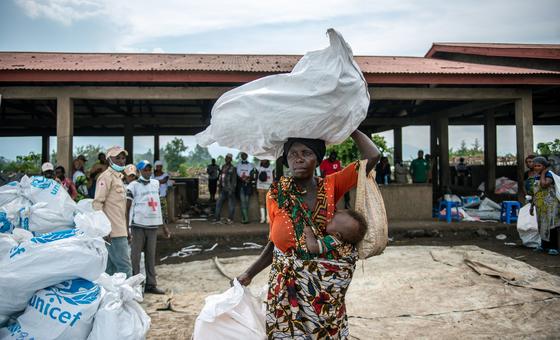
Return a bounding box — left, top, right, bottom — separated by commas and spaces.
128, 179, 163, 226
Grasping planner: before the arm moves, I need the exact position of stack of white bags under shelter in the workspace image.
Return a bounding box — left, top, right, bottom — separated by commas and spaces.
0, 176, 151, 340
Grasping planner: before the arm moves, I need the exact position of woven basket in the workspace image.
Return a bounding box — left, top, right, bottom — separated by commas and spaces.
355, 159, 388, 259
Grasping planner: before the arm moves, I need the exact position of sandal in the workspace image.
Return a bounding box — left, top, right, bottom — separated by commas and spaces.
547, 249, 559, 256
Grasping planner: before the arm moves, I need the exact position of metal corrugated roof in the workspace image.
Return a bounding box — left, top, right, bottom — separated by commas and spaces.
425, 43, 560, 59
0, 52, 558, 75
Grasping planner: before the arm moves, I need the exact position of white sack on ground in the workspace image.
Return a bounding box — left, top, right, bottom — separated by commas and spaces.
196, 28, 369, 159
0, 211, 110, 325
88, 273, 151, 340
0, 197, 31, 233
20, 176, 77, 219
193, 279, 265, 340
517, 204, 541, 248
20, 202, 75, 235
0, 181, 21, 207
0, 278, 102, 340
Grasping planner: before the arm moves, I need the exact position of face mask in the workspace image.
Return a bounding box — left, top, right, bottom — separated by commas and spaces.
109, 159, 125, 172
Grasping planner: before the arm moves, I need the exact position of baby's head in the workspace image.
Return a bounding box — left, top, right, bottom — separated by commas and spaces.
325, 210, 367, 245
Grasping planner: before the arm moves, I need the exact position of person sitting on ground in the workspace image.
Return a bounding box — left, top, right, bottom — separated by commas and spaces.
127, 160, 171, 295
41, 162, 55, 179
55, 165, 78, 200
303, 210, 367, 258
529, 156, 559, 256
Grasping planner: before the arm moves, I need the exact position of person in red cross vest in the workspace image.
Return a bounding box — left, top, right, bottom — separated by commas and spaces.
126, 160, 171, 295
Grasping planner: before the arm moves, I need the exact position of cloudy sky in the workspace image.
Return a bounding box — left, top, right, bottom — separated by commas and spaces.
0, 0, 559, 160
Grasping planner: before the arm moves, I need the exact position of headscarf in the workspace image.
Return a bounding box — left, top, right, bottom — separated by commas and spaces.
282, 138, 326, 167
532, 156, 549, 167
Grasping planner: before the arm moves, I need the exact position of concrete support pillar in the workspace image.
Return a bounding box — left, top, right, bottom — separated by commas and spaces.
41, 134, 50, 164
154, 134, 160, 162
515, 90, 534, 202
484, 111, 497, 195
124, 126, 133, 164
394, 127, 403, 163
438, 116, 450, 191
56, 96, 73, 174
430, 120, 439, 202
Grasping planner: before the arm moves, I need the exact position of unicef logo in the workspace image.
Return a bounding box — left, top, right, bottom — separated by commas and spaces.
45, 278, 101, 306
30, 229, 76, 244
30, 176, 52, 189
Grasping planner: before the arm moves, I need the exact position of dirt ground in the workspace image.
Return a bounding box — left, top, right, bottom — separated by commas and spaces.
155, 219, 560, 276
137, 218, 560, 339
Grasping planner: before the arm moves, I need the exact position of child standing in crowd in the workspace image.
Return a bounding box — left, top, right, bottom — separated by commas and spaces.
55, 165, 78, 200
529, 156, 559, 255
256, 159, 274, 223
127, 160, 171, 295
72, 158, 89, 201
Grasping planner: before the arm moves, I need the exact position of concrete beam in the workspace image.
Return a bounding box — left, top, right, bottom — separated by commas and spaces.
56, 96, 73, 173
394, 127, 403, 163
370, 87, 524, 101
41, 134, 49, 164
0, 86, 233, 100
515, 90, 534, 202
484, 111, 497, 195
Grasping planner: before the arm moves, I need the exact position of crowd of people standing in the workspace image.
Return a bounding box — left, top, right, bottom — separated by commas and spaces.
40, 146, 173, 294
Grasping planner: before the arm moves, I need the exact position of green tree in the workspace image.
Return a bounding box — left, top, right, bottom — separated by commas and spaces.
472, 138, 481, 153
537, 139, 560, 157
133, 148, 154, 164
74, 145, 104, 170
0, 152, 42, 175
186, 145, 213, 167
163, 138, 188, 171
326, 134, 392, 166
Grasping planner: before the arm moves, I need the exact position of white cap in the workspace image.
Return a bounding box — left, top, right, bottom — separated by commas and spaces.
154, 160, 163, 167
41, 162, 54, 172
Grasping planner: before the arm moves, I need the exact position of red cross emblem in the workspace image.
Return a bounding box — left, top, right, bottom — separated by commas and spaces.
148, 197, 158, 212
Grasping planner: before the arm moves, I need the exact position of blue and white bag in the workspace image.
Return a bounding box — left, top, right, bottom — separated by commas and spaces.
20, 176, 76, 220
0, 181, 21, 207
0, 211, 110, 326
0, 278, 103, 340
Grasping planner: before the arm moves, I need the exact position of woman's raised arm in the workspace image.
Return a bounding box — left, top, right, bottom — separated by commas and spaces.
350, 130, 381, 174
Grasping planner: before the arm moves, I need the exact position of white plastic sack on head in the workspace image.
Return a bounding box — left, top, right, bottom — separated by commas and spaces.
355, 160, 388, 259
0, 197, 31, 233
0, 181, 21, 207
20, 176, 77, 219
87, 273, 150, 340
517, 204, 541, 248
0, 225, 108, 324
19, 202, 75, 235
196, 28, 369, 159
193, 279, 265, 340
0, 278, 102, 340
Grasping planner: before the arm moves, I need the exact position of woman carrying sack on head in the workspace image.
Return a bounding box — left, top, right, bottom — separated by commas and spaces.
237, 130, 380, 339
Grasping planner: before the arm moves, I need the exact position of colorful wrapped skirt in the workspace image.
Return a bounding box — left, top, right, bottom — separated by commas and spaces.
266, 248, 356, 339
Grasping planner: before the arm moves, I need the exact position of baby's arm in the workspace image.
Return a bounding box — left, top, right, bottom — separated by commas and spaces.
303, 225, 320, 254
